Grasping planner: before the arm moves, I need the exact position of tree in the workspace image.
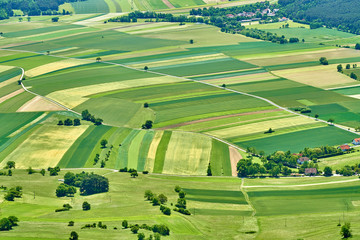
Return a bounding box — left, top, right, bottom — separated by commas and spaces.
46, 50, 50, 55
6, 161, 15, 169
96, 57, 102, 62
122, 220, 128, 228
221, 83, 226, 88
270, 166, 280, 177
94, 118, 103, 125
27, 167, 35, 174
340, 222, 352, 238
355, 43, 360, 50
144, 66, 149, 71
337, 64, 343, 72
0, 218, 12, 231
323, 166, 333, 176
144, 102, 149, 108
179, 191, 186, 198
100, 139, 108, 148
346, 64, 351, 69
82, 201, 91, 211
27, 16, 31, 22
52, 17, 59, 22
68, 221, 74, 226
82, 109, 91, 120
207, 163, 212, 176
64, 172, 75, 185
328, 118, 334, 125
142, 120, 153, 129
158, 194, 167, 204
319, 57, 328, 65
189, 39, 194, 44
350, 72, 358, 80
138, 233, 145, 240
57, 120, 63, 125
40, 169, 45, 176
64, 118, 73, 126
56, 184, 69, 197
73, 119, 80, 126
315, 114, 319, 119
174, 186, 181, 192
69, 231, 79, 240
131, 171, 138, 178
131, 225, 140, 234
80, 174, 109, 195
7, 216, 18, 227
18, 17, 23, 22
144, 190, 154, 200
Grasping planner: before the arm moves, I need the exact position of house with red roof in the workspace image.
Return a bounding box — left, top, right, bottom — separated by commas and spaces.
305, 168, 317, 175
338, 144, 351, 152
353, 138, 360, 145
297, 157, 310, 165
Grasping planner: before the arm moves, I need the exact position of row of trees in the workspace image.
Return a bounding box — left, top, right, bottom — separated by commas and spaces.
81, 109, 103, 125
57, 118, 80, 126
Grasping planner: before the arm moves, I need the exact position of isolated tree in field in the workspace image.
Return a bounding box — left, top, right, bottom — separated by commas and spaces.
350, 72, 358, 80
355, 43, 360, 50
6, 161, 15, 169
315, 114, 319, 120
57, 120, 63, 125
69, 231, 78, 240
328, 118, 334, 125
221, 83, 226, 88
27, 16, 31, 22
46, 50, 50, 55
144, 102, 149, 108
340, 222, 352, 238
96, 57, 102, 62
142, 120, 153, 129
52, 17, 59, 22
189, 39, 194, 44
100, 139, 108, 148
319, 57, 328, 65
346, 64, 351, 69
131, 170, 138, 178
337, 64, 343, 72
122, 220, 128, 228
82, 201, 91, 211
40, 169, 45, 176
144, 66, 149, 71
207, 163, 212, 176
323, 166, 332, 176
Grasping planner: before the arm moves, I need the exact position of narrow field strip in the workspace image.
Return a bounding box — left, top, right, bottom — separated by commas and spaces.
144, 130, 163, 172
153, 131, 172, 173
137, 131, 155, 171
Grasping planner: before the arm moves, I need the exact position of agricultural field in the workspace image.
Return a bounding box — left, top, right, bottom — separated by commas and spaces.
2, 3, 360, 239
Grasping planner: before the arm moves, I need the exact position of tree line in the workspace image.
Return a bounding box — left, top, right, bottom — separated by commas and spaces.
278, 0, 360, 34
0, 0, 82, 19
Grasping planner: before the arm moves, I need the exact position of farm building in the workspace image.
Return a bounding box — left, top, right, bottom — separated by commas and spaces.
305, 168, 317, 175
297, 157, 310, 164
353, 138, 360, 145
338, 144, 351, 151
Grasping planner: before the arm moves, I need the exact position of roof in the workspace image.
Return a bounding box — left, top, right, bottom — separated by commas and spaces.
354, 138, 360, 142
298, 157, 310, 162
305, 168, 317, 174
339, 145, 351, 150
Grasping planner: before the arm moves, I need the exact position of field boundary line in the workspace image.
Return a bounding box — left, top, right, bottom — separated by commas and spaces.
241, 178, 256, 216
244, 178, 359, 188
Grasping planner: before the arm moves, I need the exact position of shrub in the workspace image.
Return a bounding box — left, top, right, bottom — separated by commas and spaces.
174, 186, 181, 192
82, 201, 91, 211
122, 220, 128, 229
131, 225, 140, 234
68, 221, 74, 226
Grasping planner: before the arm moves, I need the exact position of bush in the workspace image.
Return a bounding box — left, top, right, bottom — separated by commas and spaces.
152, 224, 170, 236
160, 205, 171, 216
174, 207, 191, 215
55, 204, 72, 212
158, 194, 167, 204
119, 167, 128, 172
138, 233, 145, 240
122, 220, 128, 229
142, 171, 149, 174
68, 221, 74, 226
82, 201, 91, 211
131, 225, 140, 234
178, 191, 186, 199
